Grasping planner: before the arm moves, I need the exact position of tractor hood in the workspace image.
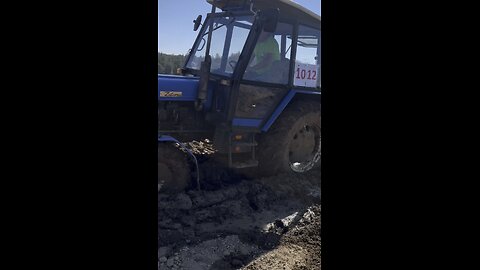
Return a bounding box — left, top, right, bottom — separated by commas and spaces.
158, 74, 199, 101
158, 74, 214, 110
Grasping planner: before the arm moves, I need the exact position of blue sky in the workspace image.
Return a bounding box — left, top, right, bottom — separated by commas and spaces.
158, 0, 321, 54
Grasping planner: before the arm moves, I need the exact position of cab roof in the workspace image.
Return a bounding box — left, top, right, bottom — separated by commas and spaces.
206, 0, 321, 26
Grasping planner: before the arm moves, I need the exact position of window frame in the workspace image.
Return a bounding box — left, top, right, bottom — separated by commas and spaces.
292, 23, 321, 90
239, 19, 296, 88
183, 11, 255, 78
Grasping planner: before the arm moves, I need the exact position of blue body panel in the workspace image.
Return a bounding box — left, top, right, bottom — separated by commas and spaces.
261, 89, 320, 132
158, 135, 180, 143
158, 74, 199, 101
232, 118, 263, 128
158, 74, 214, 110
230, 89, 320, 131
158, 74, 319, 132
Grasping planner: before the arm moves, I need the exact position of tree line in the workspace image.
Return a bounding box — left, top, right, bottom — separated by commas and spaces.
158, 53, 187, 74
158, 52, 242, 74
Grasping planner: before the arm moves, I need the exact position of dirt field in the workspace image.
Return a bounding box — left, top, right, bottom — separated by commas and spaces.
158, 160, 321, 270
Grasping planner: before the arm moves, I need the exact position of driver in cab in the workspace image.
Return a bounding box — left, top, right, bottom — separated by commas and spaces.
244, 30, 280, 82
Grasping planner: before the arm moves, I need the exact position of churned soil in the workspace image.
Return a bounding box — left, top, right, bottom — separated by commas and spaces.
158, 164, 321, 270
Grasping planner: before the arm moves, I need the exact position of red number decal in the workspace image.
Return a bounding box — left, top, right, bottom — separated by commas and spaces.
312, 71, 316, 80
301, 69, 306, 79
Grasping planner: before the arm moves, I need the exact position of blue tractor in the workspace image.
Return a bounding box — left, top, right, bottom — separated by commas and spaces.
159, 0, 320, 193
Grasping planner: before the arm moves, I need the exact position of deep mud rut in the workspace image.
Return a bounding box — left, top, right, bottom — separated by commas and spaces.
158, 163, 321, 270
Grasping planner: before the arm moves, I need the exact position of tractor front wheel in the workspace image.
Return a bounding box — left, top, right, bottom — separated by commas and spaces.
158, 143, 191, 194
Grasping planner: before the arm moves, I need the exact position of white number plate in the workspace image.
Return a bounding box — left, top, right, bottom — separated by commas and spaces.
293, 63, 319, 88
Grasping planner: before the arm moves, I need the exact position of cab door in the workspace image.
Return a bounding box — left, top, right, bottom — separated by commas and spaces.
230, 22, 294, 131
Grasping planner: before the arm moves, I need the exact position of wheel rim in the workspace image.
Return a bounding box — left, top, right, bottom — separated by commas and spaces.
288, 123, 321, 172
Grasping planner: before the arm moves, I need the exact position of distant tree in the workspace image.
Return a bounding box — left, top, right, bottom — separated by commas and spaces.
158, 53, 187, 74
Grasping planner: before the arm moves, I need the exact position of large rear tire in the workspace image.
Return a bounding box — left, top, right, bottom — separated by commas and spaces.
257, 100, 320, 176
158, 143, 191, 194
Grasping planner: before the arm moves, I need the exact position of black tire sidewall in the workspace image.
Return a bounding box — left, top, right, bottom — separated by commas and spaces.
257, 101, 320, 176
158, 143, 191, 194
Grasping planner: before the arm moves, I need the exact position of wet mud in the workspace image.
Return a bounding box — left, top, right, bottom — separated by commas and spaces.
158, 163, 321, 270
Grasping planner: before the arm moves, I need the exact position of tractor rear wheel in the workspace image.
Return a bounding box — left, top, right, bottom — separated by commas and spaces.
158, 143, 191, 194
257, 100, 320, 176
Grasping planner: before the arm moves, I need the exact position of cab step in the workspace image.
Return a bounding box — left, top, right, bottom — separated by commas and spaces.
231, 141, 258, 147
231, 160, 259, 169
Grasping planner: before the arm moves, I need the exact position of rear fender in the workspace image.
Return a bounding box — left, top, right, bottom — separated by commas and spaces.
261, 89, 320, 132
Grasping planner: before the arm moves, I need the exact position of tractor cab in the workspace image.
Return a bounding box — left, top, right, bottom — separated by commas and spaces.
158, 0, 321, 191
180, 0, 320, 128
185, 1, 320, 87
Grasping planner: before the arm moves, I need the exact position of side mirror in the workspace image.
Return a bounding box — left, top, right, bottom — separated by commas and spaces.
193, 15, 202, 31
258, 8, 279, 32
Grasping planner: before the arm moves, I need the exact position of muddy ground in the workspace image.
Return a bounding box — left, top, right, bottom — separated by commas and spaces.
159, 141, 321, 270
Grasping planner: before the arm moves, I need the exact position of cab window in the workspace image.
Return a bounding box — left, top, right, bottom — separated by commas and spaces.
243, 22, 293, 85
186, 16, 253, 77
294, 25, 320, 88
